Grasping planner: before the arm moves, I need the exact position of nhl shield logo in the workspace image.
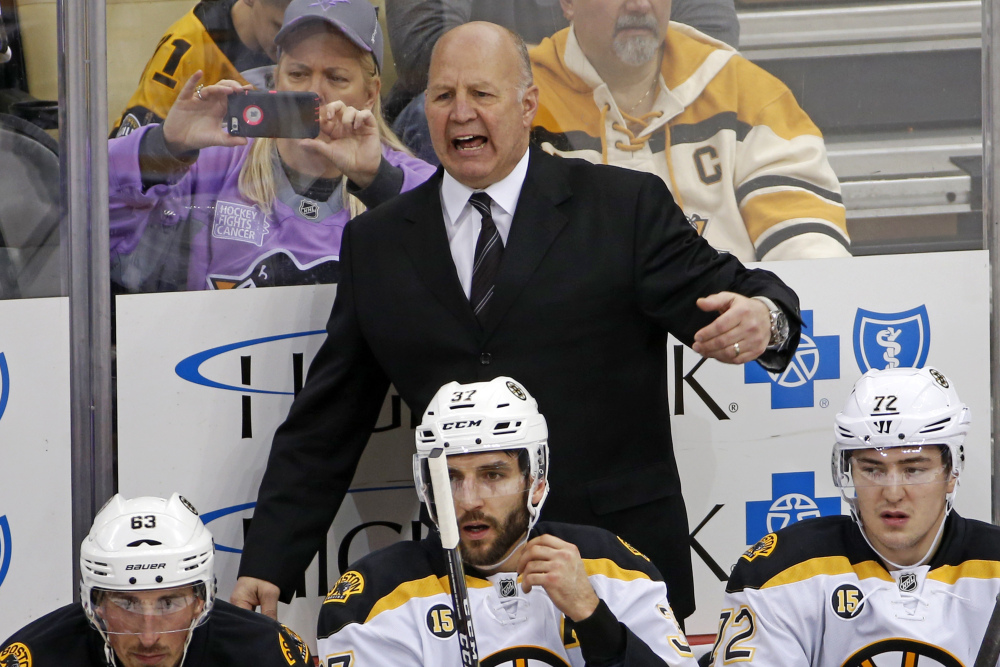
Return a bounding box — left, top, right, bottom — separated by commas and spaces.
498, 577, 517, 597
898, 572, 918, 592
853, 306, 930, 372
298, 199, 320, 220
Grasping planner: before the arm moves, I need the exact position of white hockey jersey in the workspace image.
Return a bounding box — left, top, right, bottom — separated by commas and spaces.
711, 513, 1000, 667
317, 522, 696, 666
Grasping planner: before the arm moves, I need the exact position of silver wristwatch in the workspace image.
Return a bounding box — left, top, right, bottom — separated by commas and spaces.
768, 305, 790, 348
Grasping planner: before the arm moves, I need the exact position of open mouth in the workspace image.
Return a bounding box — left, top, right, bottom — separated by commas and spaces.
461, 521, 492, 540
452, 134, 488, 151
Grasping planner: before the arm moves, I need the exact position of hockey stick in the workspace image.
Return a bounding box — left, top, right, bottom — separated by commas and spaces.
428, 447, 480, 667
975, 593, 1000, 667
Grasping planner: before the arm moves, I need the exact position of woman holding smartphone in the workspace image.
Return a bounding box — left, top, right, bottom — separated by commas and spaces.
108, 0, 435, 291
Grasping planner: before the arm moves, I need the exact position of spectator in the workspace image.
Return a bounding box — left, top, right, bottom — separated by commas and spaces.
531, 0, 851, 262
0, 494, 312, 667
113, 0, 291, 136
386, 0, 741, 163
108, 0, 435, 291
317, 377, 697, 666
231, 22, 800, 623
712, 367, 993, 666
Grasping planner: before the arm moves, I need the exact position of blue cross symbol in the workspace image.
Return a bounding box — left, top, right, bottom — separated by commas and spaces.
745, 472, 841, 544
744, 309, 839, 409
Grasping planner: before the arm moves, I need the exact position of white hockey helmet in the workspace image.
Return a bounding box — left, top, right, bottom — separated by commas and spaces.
414, 377, 550, 532
80, 493, 215, 638
832, 367, 969, 511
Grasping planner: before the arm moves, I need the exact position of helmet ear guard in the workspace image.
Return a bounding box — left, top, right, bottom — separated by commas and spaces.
414, 377, 550, 533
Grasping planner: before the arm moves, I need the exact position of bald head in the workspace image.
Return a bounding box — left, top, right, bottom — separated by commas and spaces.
424, 21, 539, 189
431, 22, 533, 97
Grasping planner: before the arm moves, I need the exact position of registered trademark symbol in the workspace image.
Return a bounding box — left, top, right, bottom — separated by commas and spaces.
728, 402, 739, 413
819, 398, 829, 408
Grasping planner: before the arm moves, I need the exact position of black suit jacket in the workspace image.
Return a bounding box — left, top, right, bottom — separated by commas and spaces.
239, 148, 800, 619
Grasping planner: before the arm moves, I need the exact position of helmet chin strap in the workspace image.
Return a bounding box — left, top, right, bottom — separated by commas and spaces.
471, 532, 531, 573
178, 617, 199, 666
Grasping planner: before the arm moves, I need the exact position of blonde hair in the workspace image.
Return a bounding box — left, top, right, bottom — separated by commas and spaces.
238, 48, 410, 217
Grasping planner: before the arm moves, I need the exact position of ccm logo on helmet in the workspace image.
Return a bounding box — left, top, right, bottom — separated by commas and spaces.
125, 563, 166, 571
441, 420, 481, 430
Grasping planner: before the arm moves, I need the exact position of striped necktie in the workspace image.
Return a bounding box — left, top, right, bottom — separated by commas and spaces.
468, 192, 502, 326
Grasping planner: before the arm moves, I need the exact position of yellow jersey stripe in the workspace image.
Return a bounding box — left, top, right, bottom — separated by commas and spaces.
761, 557, 892, 589
741, 191, 847, 242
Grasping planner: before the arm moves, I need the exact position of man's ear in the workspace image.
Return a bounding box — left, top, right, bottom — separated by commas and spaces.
521, 84, 539, 126
531, 479, 547, 505
946, 472, 958, 495
560, 0, 574, 22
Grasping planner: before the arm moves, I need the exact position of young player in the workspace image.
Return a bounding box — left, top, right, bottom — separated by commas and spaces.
113, 0, 290, 137
711, 367, 1000, 666
0, 493, 311, 667
316, 376, 697, 666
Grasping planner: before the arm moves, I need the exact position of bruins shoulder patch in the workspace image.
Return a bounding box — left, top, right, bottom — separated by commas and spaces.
278, 624, 311, 665
617, 536, 650, 562
742, 533, 777, 562
115, 113, 142, 138
0, 642, 31, 667
325, 570, 365, 604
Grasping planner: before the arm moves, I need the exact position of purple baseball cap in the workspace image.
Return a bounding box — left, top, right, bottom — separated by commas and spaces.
275, 0, 383, 71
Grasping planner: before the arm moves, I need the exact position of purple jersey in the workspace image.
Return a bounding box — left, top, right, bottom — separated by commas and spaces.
109, 126, 436, 290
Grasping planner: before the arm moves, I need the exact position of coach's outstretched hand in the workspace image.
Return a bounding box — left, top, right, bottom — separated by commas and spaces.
231, 575, 281, 620
691, 292, 772, 364
517, 534, 600, 622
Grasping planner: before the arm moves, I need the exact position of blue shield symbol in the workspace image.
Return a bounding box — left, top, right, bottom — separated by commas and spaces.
853, 306, 931, 372
0, 515, 11, 591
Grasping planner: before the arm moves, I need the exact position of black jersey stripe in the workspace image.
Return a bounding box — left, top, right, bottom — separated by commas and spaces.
736, 175, 844, 206
670, 112, 752, 145
755, 222, 851, 259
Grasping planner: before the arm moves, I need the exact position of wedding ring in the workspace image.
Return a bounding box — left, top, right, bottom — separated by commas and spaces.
733, 341, 741, 357
195, 84, 205, 101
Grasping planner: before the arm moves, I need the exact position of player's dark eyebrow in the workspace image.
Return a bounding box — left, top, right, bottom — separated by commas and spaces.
476, 460, 514, 472
854, 453, 934, 465
448, 460, 515, 476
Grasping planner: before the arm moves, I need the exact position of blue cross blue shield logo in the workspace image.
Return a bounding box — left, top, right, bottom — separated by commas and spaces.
0, 352, 9, 425
853, 306, 930, 372
0, 515, 11, 591
746, 472, 841, 544
745, 310, 840, 409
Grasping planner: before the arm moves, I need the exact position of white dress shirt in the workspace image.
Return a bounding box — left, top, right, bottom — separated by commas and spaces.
440, 149, 531, 299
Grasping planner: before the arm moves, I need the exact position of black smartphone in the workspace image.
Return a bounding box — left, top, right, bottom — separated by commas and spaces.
226, 90, 321, 139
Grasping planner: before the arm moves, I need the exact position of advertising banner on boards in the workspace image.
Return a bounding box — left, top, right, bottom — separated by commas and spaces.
114, 251, 991, 646
0, 297, 73, 640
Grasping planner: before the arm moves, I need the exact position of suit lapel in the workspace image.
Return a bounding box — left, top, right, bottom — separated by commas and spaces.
483, 149, 572, 335
400, 173, 481, 337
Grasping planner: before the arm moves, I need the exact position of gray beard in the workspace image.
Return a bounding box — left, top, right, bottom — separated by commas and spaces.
613, 34, 661, 66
